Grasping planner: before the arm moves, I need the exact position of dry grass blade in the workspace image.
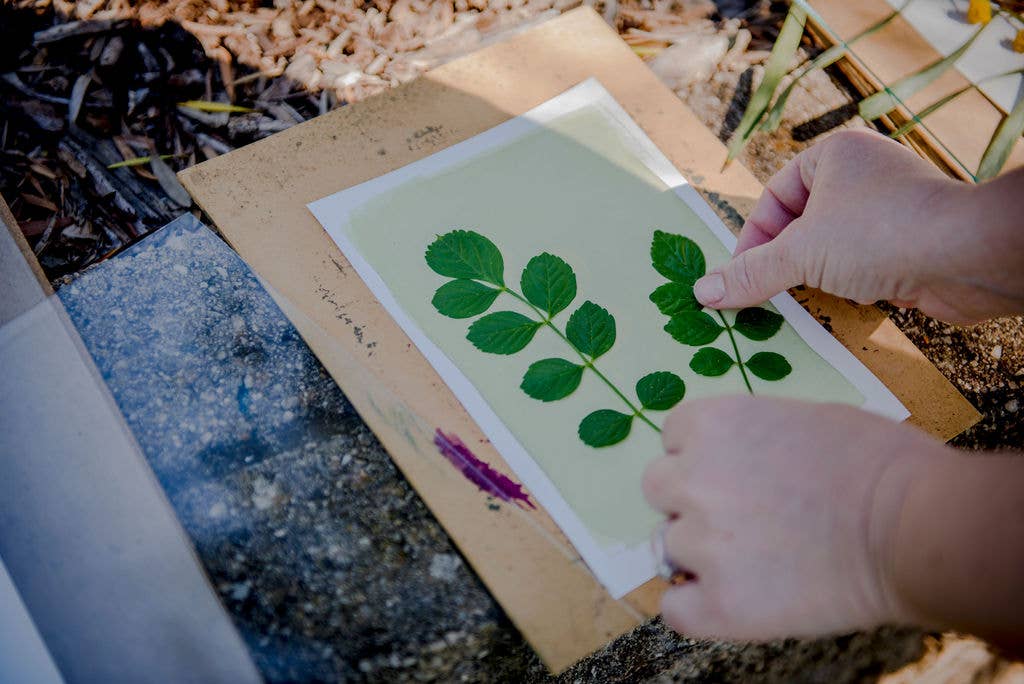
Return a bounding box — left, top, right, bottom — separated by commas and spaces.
761, 3, 906, 133
725, 3, 807, 163
177, 100, 256, 113
888, 86, 974, 140
978, 89, 1024, 180
888, 67, 1024, 140
859, 24, 985, 121
68, 72, 91, 126
106, 154, 178, 169
148, 151, 191, 208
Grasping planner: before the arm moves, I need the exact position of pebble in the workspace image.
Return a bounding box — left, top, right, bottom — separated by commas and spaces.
251, 476, 279, 510
1006, 399, 1019, 413
992, 345, 1003, 359
429, 553, 462, 582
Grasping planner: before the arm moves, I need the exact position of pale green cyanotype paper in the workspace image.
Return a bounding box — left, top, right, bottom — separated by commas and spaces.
344, 107, 864, 547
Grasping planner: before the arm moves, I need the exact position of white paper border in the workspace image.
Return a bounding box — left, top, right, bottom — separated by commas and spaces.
308, 78, 908, 598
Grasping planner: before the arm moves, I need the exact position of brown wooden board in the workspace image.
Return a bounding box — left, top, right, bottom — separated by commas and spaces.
808, 0, 1024, 182
179, 7, 980, 672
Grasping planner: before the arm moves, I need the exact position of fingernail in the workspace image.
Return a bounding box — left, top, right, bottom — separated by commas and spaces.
693, 273, 725, 305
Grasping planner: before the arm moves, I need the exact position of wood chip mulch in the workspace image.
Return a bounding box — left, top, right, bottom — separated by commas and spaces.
0, 0, 780, 279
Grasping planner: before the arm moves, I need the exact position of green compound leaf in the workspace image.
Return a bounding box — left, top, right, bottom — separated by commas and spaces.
467, 311, 541, 354
690, 347, 735, 377
651, 230, 706, 283
431, 279, 501, 318
425, 230, 505, 285
566, 301, 616, 359
636, 372, 686, 411
649, 281, 701, 316
578, 409, 633, 448
520, 252, 577, 317
745, 352, 792, 381
520, 358, 584, 402
664, 311, 724, 346
733, 307, 784, 341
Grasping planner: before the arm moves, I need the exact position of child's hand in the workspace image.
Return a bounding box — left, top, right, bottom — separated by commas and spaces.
643, 396, 947, 640
694, 129, 1024, 323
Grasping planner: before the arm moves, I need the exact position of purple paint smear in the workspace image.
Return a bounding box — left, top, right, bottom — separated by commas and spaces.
433, 429, 535, 510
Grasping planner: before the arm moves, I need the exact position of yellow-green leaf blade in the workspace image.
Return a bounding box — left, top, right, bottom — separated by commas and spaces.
177, 100, 256, 113
860, 25, 985, 121
978, 89, 1024, 180
726, 3, 807, 161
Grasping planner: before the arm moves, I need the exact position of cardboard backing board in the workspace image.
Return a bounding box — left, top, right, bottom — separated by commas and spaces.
807, 0, 1024, 182
180, 7, 980, 671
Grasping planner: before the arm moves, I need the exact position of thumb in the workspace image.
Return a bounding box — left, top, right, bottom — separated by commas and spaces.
693, 237, 803, 309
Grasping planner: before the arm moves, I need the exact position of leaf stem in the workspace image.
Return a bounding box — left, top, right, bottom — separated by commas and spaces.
716, 310, 754, 394
503, 287, 661, 432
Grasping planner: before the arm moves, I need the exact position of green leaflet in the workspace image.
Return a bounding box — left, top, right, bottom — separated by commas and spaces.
520, 252, 577, 317
650, 230, 706, 283
520, 358, 584, 402
889, 85, 972, 140
689, 347, 734, 377
649, 281, 701, 316
578, 409, 633, 448
566, 301, 616, 359
425, 230, 505, 285
664, 311, 724, 346
431, 279, 501, 318
978, 87, 1024, 181
636, 372, 685, 411
733, 307, 784, 341
467, 311, 541, 354
746, 352, 793, 381
726, 3, 807, 161
859, 25, 984, 121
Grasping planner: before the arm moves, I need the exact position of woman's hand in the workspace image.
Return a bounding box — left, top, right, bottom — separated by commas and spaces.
693, 129, 1024, 324
643, 396, 949, 641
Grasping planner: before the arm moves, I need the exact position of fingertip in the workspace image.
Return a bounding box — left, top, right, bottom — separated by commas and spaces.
693, 272, 725, 306
641, 457, 672, 504
660, 584, 705, 636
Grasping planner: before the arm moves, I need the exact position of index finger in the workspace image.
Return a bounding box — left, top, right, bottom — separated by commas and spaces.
735, 144, 821, 254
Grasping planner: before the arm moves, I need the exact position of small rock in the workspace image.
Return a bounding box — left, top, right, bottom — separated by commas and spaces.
229, 581, 251, 601
649, 28, 729, 91
429, 553, 462, 582
1006, 399, 1019, 413
251, 476, 279, 510
992, 345, 1003, 359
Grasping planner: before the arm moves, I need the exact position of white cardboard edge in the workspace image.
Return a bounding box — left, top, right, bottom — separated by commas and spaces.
307, 78, 909, 599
